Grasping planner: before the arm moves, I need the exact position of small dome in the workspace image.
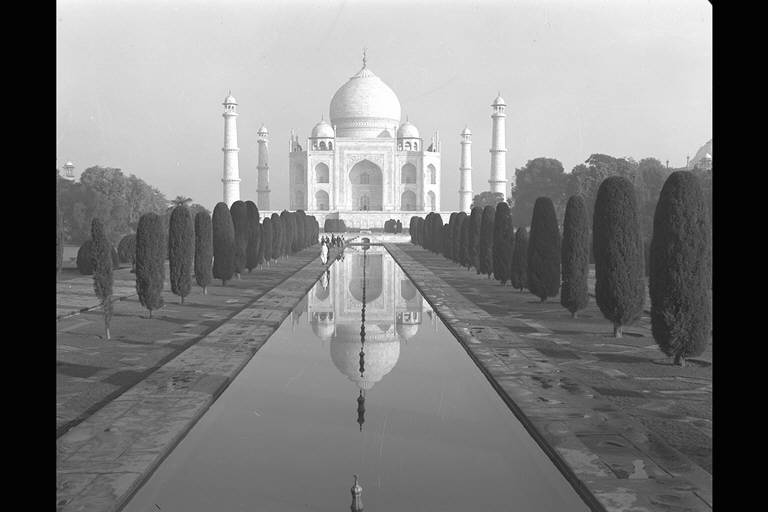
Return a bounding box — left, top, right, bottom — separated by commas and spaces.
311, 119, 335, 138
396, 323, 419, 340
311, 321, 335, 341
223, 92, 237, 105
492, 93, 506, 106
461, 126, 471, 136
397, 121, 419, 139
64, 161, 74, 167
257, 125, 269, 135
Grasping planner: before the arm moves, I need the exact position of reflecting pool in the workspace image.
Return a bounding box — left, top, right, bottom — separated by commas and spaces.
123, 246, 589, 512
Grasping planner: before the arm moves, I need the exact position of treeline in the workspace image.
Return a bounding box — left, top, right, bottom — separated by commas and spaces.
411, 170, 711, 367
62, 199, 319, 337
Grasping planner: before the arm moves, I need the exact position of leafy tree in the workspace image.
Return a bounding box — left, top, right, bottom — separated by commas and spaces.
567, 154, 638, 224
634, 158, 672, 240
229, 201, 249, 277
194, 211, 213, 294
262, 217, 273, 265
561, 195, 590, 317
168, 196, 192, 209
168, 205, 194, 304
468, 207, 483, 271
135, 213, 165, 318
91, 219, 114, 339
493, 202, 514, 284
650, 171, 711, 366
593, 176, 645, 337
77, 240, 94, 275
478, 205, 495, 278
245, 201, 261, 271
117, 234, 137, 271
510, 158, 568, 227
471, 191, 505, 210
271, 213, 283, 261
510, 227, 528, 291
212, 202, 236, 285
527, 197, 561, 301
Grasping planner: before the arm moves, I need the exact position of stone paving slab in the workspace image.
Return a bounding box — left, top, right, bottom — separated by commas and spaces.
57, 247, 339, 512
385, 243, 711, 512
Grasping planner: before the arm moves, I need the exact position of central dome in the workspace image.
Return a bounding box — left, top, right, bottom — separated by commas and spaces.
329, 66, 401, 138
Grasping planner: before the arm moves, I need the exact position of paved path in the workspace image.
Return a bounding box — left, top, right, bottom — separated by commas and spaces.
386, 243, 711, 512
57, 267, 137, 320
57, 247, 339, 512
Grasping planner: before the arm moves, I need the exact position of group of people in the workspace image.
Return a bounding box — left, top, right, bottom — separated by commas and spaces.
320, 233, 346, 265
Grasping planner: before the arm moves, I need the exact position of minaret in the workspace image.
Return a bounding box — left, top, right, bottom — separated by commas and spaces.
256, 125, 270, 209
222, 92, 240, 207
458, 127, 472, 212
489, 93, 507, 199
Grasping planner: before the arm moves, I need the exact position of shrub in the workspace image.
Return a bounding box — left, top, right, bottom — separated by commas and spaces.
212, 202, 236, 285
510, 227, 528, 291
168, 205, 194, 304
194, 210, 213, 294
478, 205, 495, 277
493, 202, 514, 284
230, 200, 249, 276
76, 240, 94, 275
91, 219, 114, 339
527, 197, 561, 301
649, 171, 711, 365
561, 195, 590, 317
468, 206, 483, 271
245, 201, 261, 271
593, 176, 645, 337
135, 213, 165, 318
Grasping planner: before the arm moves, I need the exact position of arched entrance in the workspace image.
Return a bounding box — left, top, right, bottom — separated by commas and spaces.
401, 190, 417, 211
427, 191, 436, 211
315, 190, 329, 210
348, 159, 383, 211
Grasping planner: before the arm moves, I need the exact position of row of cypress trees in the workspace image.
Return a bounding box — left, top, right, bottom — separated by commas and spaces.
409, 170, 711, 365
84, 201, 319, 339
383, 219, 403, 233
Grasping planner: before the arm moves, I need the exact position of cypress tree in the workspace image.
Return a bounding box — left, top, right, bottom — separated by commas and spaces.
527, 197, 561, 302
445, 212, 457, 260
493, 202, 514, 284
230, 200, 249, 277
510, 227, 529, 291
478, 205, 495, 278
118, 234, 137, 272
468, 206, 483, 271
77, 240, 94, 275
194, 210, 213, 294
649, 171, 711, 366
432, 213, 444, 254
91, 219, 114, 340
459, 213, 471, 269
168, 204, 194, 304
135, 212, 165, 318
593, 176, 645, 337
271, 213, 283, 261
262, 217, 273, 266
212, 202, 236, 286
295, 210, 307, 251
561, 195, 590, 318
245, 201, 261, 271
111, 246, 120, 269
280, 210, 291, 257
452, 212, 465, 264
442, 224, 451, 257
255, 222, 265, 267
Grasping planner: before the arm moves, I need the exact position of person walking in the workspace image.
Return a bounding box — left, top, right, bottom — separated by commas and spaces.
320, 240, 329, 265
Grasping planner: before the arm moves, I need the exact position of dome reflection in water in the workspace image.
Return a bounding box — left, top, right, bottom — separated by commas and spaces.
122, 245, 589, 512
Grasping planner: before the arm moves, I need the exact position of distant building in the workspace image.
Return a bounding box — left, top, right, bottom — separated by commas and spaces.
687, 139, 712, 171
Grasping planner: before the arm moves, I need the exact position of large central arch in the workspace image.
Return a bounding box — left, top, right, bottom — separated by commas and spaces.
348, 159, 383, 211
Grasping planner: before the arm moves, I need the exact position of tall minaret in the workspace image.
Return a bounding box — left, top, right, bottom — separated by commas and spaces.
458, 126, 473, 212
489, 93, 507, 199
256, 124, 270, 209
222, 92, 240, 206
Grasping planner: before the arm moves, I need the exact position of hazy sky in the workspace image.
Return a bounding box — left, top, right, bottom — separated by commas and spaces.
56, 0, 711, 212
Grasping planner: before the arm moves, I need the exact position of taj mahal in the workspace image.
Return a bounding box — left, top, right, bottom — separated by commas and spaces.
221, 52, 510, 227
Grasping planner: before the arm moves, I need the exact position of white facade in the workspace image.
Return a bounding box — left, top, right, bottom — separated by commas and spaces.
222, 93, 240, 206
458, 127, 473, 212
287, 61, 442, 228
489, 93, 507, 199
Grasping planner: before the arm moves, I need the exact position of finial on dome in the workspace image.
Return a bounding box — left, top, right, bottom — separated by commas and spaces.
362, 47, 367, 68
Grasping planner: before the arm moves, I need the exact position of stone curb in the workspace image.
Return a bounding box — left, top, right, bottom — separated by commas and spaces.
385, 244, 711, 512
57, 247, 337, 512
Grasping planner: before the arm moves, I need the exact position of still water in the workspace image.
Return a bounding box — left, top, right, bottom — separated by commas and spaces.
123, 246, 589, 512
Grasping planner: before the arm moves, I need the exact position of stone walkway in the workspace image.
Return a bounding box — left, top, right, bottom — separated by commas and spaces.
385, 243, 711, 512
57, 247, 338, 512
